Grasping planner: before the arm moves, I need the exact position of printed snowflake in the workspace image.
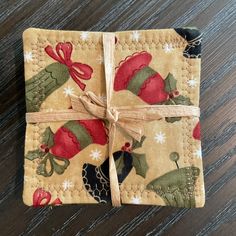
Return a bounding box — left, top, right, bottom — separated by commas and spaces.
63, 86, 75, 97
96, 55, 104, 64
163, 43, 173, 53
131, 196, 141, 204
187, 78, 198, 88
62, 179, 74, 191
154, 131, 166, 144
130, 31, 140, 42
24, 51, 33, 62
80, 31, 89, 41
90, 149, 102, 161
194, 148, 202, 159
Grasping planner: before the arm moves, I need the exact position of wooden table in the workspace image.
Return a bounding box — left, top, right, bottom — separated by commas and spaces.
1, 0, 236, 235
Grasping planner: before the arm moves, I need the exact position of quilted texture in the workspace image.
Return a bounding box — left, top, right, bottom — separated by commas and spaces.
23, 28, 205, 207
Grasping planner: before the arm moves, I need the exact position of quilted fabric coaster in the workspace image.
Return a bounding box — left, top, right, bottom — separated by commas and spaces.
23, 28, 205, 207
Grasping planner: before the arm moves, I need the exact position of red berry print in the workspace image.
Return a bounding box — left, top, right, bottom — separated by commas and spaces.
125, 142, 130, 147
40, 144, 47, 149
121, 142, 132, 153
173, 90, 179, 97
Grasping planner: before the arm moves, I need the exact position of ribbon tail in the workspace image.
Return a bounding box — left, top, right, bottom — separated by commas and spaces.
70, 72, 86, 91
86, 91, 106, 107
108, 123, 121, 207
44, 45, 64, 63
71, 62, 93, 80
118, 120, 144, 142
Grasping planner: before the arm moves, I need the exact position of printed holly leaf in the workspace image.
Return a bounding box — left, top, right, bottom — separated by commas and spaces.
132, 136, 146, 150
115, 153, 125, 175
25, 149, 45, 160
172, 95, 193, 105
42, 127, 54, 148
132, 153, 149, 178
164, 95, 192, 123
164, 73, 177, 93
165, 97, 182, 122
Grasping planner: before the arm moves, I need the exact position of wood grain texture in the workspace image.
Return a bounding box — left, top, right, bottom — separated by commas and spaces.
0, 0, 235, 235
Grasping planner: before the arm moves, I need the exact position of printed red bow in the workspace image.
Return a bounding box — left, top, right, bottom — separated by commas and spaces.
45, 42, 93, 91
33, 188, 62, 207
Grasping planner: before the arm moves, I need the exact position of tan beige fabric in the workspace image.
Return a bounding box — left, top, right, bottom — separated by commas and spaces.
23, 28, 205, 207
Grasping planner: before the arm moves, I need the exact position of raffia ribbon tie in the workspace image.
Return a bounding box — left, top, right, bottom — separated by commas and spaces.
70, 91, 151, 142
25, 33, 200, 208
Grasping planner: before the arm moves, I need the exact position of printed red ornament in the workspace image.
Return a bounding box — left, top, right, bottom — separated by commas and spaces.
33, 188, 51, 206
114, 51, 168, 104
33, 188, 62, 207
25, 119, 108, 177
114, 51, 194, 123
50, 120, 108, 159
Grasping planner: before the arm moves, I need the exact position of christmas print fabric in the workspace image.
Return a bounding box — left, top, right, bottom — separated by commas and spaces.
23, 28, 205, 207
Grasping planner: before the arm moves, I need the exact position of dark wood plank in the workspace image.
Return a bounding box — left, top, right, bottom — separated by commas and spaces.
0, 0, 236, 235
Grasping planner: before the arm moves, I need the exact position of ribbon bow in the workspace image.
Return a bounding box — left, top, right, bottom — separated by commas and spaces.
45, 42, 93, 91
26, 33, 200, 207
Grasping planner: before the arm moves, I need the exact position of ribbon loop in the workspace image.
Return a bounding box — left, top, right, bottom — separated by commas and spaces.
56, 42, 73, 65
45, 42, 93, 91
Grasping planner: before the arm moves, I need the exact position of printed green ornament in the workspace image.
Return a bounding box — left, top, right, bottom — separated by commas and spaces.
146, 152, 200, 208
25, 42, 93, 112
26, 63, 70, 112
114, 52, 193, 123
147, 166, 200, 208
